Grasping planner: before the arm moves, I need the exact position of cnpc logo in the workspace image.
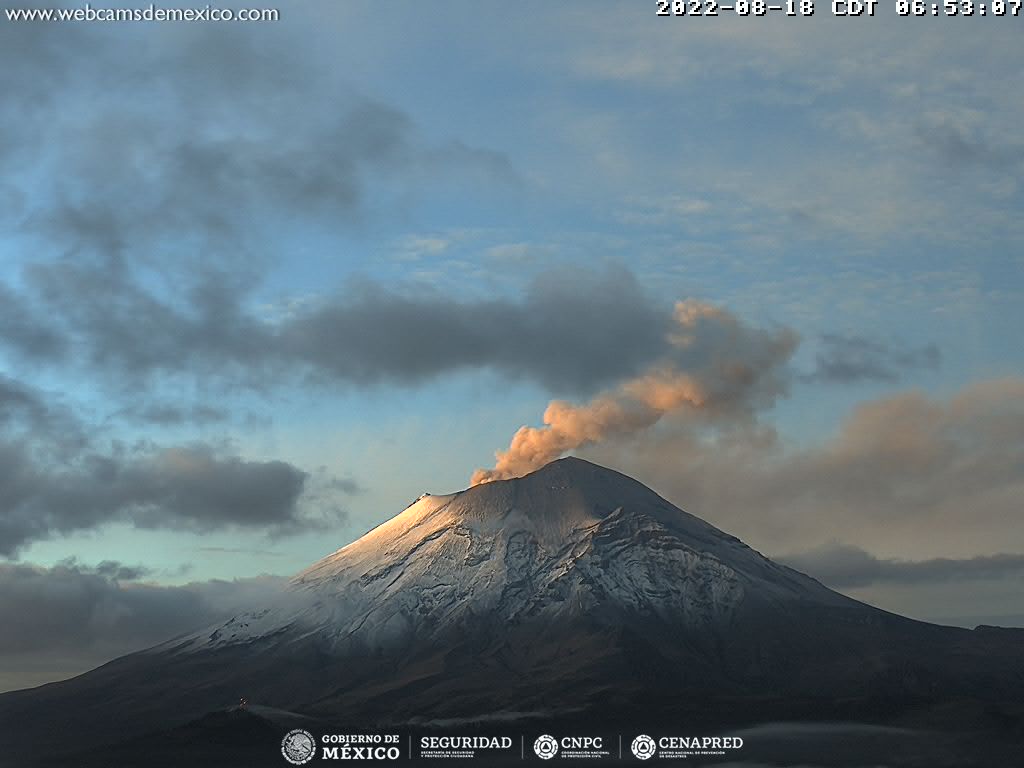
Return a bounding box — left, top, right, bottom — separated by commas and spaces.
631, 734, 656, 760
533, 735, 558, 759
535, 735, 604, 759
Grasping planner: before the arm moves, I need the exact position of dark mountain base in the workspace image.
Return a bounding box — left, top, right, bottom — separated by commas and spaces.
16, 695, 1024, 768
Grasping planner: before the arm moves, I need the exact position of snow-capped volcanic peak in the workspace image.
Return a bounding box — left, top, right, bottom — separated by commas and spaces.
298, 457, 713, 579
170, 458, 846, 656
293, 457, 829, 598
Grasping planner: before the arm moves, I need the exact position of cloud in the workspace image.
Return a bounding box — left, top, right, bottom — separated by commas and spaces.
0, 281, 68, 363
81, 558, 153, 582
113, 403, 231, 426
197, 546, 287, 557
0, 374, 87, 461
805, 333, 940, 384
0, 376, 357, 556
916, 111, 1024, 173
544, 4, 1024, 251
0, 374, 51, 427
0, 559, 287, 692
1, 15, 514, 229
0, 439, 351, 557
0, 14, 519, 396
280, 267, 672, 392
18, 258, 270, 382
20, 98, 444, 255
4, 261, 678, 395
581, 377, 1024, 561
471, 300, 797, 483
780, 543, 1024, 589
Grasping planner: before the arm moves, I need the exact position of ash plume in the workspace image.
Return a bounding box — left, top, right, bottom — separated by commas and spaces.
471, 301, 797, 484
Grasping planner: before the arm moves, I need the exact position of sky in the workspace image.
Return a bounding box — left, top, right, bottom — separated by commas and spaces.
1, 1, 1023, 692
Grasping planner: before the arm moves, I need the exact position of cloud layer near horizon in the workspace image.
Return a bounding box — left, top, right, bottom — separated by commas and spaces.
780, 543, 1024, 590
0, 559, 287, 692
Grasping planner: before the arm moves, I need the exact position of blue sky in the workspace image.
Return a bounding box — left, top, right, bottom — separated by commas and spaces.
1, 1, 1023, 689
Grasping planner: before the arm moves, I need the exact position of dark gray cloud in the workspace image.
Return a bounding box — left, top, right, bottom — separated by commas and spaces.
80, 558, 153, 582
0, 374, 88, 461
805, 333, 940, 384
6, 261, 677, 395
19, 258, 271, 378
0, 374, 50, 427
0, 10, 87, 124
114, 403, 231, 427
0, 375, 355, 555
0, 559, 287, 691
917, 114, 1024, 173
22, 98, 448, 254
0, 438, 349, 557
780, 543, 1024, 589
280, 267, 674, 392
0, 281, 68, 363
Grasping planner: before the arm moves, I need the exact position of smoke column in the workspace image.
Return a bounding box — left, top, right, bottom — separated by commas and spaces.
471, 300, 796, 485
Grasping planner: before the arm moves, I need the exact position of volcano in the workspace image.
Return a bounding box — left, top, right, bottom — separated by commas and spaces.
2, 457, 1022, 766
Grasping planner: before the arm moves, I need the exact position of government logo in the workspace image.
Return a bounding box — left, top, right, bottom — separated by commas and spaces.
631, 734, 656, 760
282, 729, 317, 765
534, 734, 559, 759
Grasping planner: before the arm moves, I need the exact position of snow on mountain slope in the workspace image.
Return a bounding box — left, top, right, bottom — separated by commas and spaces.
168, 457, 848, 655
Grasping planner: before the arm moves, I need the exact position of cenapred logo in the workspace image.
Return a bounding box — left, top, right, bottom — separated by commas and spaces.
534, 734, 559, 760
281, 729, 317, 765
631, 734, 657, 760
